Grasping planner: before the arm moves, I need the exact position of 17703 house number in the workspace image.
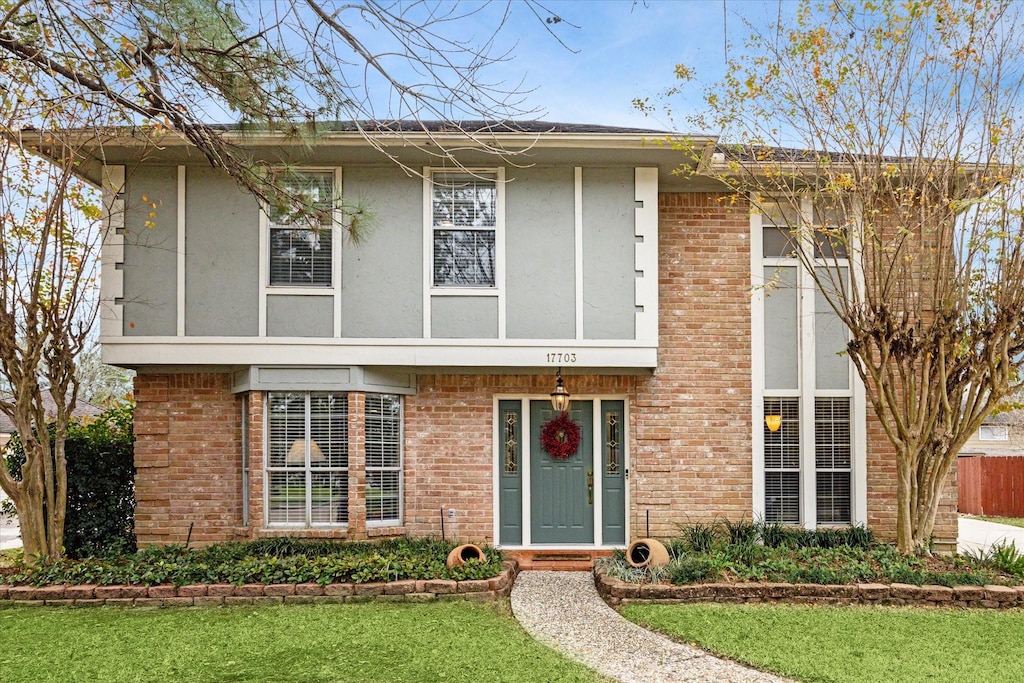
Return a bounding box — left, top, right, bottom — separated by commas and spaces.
546, 352, 577, 363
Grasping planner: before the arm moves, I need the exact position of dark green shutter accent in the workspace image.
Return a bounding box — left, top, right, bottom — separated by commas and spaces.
498, 400, 522, 544
601, 400, 626, 544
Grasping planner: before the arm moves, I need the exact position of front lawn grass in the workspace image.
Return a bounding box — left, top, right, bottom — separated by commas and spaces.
0, 601, 600, 683
623, 602, 1024, 683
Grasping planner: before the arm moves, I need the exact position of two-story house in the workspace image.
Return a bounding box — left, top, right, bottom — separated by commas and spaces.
64, 121, 956, 553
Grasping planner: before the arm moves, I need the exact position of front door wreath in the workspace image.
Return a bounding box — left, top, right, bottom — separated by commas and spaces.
540, 412, 582, 460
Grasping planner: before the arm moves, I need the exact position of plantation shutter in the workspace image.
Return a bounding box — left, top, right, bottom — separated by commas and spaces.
764, 398, 801, 524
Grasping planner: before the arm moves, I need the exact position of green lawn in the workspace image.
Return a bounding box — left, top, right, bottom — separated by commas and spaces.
977, 515, 1024, 529
0, 602, 600, 683
623, 603, 1024, 683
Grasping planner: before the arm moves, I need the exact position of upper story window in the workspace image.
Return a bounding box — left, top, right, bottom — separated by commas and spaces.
268, 171, 335, 287
431, 172, 497, 287
761, 200, 849, 260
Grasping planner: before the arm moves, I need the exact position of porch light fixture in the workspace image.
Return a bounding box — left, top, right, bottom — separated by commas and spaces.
550, 368, 571, 413
287, 439, 325, 465
765, 415, 782, 432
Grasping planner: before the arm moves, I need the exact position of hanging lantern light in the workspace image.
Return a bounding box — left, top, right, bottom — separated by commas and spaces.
550, 368, 571, 413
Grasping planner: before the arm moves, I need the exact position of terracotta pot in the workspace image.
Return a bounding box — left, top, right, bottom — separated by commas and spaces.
446, 543, 487, 568
626, 538, 670, 568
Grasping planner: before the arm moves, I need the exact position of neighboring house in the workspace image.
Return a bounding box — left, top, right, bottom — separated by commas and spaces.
961, 410, 1024, 457
54, 121, 956, 551
958, 408, 1024, 517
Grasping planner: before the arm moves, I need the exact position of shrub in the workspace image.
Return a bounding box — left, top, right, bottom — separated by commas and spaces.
605, 521, 1006, 587
678, 520, 720, 553
723, 517, 759, 545
2, 536, 504, 587
668, 555, 722, 584
967, 541, 1024, 579
4, 401, 135, 558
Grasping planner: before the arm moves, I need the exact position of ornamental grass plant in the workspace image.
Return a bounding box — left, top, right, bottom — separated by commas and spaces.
597, 519, 1021, 587
0, 537, 504, 587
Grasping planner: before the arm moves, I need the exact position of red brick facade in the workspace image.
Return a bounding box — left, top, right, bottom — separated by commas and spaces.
131, 192, 957, 548
134, 374, 243, 545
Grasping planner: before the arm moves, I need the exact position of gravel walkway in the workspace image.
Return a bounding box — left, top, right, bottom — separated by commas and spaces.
510, 571, 790, 683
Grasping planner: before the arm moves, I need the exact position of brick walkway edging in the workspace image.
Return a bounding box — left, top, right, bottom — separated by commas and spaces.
594, 568, 1024, 609
0, 560, 520, 608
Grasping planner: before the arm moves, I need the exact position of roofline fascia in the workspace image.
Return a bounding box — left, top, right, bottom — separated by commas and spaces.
21, 127, 717, 152
700, 158, 1004, 189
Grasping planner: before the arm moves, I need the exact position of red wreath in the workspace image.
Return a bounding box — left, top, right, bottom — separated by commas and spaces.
540, 412, 582, 460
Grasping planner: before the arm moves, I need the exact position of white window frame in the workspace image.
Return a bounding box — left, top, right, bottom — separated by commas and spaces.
423, 166, 505, 293
264, 391, 349, 528
258, 168, 343, 337
752, 196, 867, 528
979, 425, 1010, 441
813, 397, 854, 525
365, 393, 404, 528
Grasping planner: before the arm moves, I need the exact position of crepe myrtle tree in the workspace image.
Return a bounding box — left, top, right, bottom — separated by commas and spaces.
640, 0, 1024, 552
0, 0, 571, 560
0, 136, 101, 560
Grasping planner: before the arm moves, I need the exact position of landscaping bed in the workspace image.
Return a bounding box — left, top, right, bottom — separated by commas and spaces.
0, 537, 516, 607
596, 520, 1024, 609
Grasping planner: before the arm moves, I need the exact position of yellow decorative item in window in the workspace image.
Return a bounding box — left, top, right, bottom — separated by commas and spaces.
765, 415, 782, 432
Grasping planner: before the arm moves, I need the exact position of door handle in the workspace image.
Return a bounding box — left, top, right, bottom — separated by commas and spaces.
587, 468, 594, 505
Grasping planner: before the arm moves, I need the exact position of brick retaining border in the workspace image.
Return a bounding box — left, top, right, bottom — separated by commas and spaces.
594, 569, 1024, 609
0, 561, 519, 608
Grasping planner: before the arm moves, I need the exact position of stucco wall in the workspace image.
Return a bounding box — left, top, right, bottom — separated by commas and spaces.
116, 163, 642, 342
122, 166, 178, 336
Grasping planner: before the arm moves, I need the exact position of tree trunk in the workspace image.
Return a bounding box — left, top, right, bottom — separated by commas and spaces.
11, 438, 67, 562
895, 455, 915, 554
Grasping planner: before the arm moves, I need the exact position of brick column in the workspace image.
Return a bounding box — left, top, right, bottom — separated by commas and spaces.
347, 392, 366, 539
134, 375, 171, 545
245, 391, 265, 536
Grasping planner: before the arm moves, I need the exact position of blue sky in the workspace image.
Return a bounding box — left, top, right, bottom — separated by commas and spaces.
487, 0, 793, 129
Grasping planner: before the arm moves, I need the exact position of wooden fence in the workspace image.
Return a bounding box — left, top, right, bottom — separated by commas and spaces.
958, 455, 1024, 517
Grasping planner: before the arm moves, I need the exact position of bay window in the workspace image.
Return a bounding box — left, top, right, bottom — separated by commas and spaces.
267, 392, 349, 526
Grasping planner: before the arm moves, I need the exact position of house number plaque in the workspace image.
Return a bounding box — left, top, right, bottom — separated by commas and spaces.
545, 352, 577, 363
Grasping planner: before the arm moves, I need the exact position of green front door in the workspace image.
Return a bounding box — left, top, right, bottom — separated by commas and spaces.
530, 400, 594, 544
